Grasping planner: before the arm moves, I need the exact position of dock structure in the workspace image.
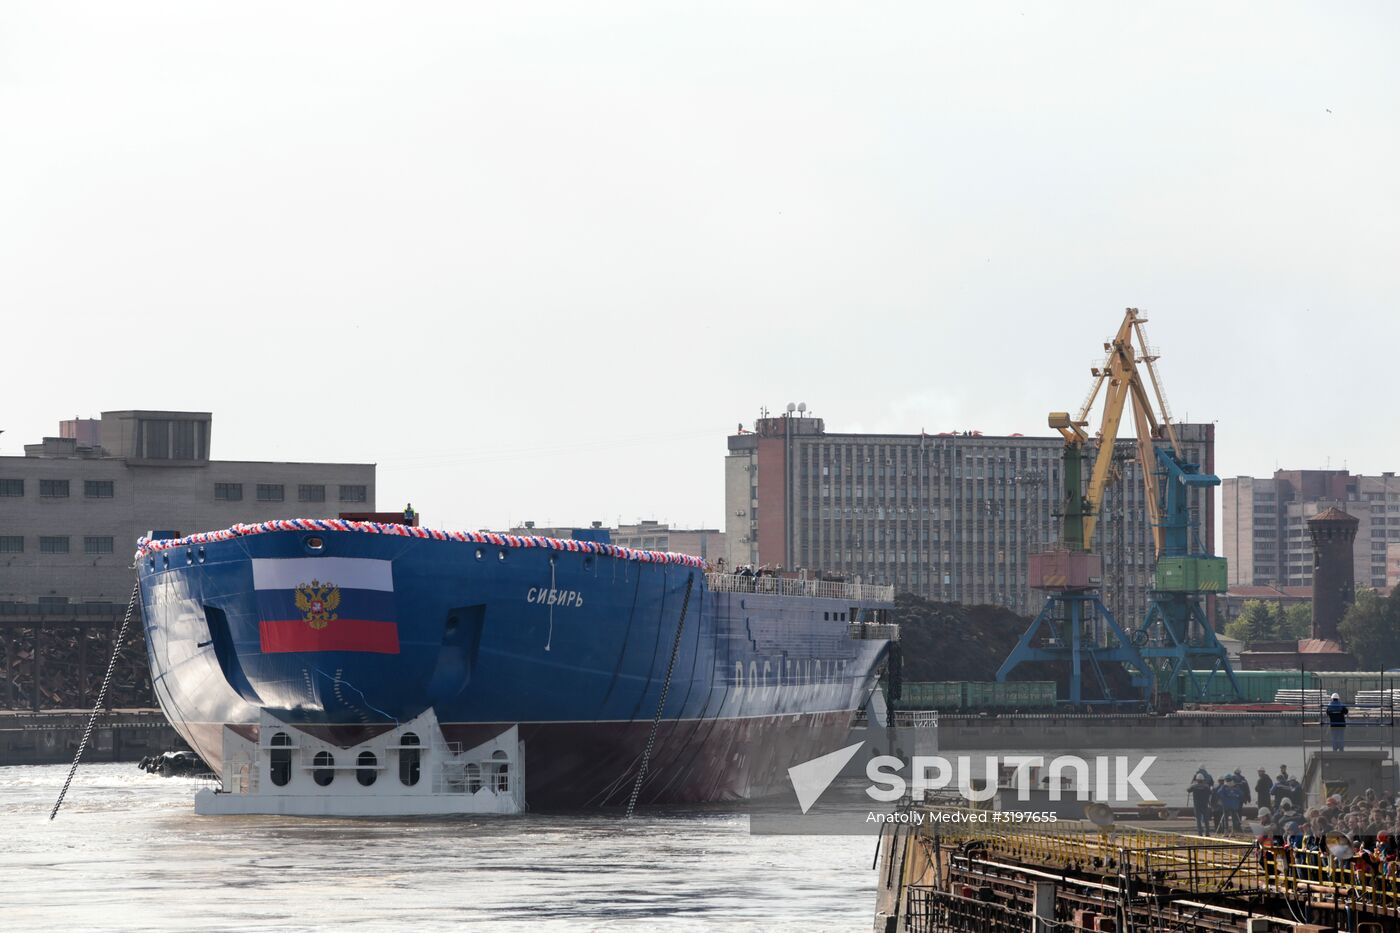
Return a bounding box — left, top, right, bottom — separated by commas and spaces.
876, 804, 1400, 931
0, 708, 183, 765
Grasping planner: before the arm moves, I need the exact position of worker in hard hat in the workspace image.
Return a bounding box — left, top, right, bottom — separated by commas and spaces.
1325, 692, 1349, 752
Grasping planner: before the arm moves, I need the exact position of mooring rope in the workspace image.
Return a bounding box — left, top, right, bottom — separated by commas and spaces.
624, 572, 694, 819
50, 576, 142, 821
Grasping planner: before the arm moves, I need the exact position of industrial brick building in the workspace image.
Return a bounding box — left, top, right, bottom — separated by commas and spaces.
724, 408, 1216, 621
1222, 470, 1400, 590
0, 410, 376, 606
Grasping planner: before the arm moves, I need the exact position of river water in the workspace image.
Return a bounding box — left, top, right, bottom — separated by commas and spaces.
2, 744, 1369, 931
2, 763, 876, 932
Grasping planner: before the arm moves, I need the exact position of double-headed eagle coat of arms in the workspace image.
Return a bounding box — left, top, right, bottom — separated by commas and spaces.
294, 580, 341, 630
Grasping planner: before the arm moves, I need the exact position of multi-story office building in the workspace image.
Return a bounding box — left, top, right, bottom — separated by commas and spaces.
1222, 470, 1400, 591
0, 410, 376, 606
611, 521, 725, 561
724, 409, 1216, 621
508, 520, 726, 561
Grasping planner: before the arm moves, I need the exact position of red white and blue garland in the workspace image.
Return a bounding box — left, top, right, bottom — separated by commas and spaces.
134, 518, 708, 569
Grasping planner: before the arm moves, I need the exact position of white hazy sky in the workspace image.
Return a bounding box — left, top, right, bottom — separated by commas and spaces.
2, 3, 1397, 534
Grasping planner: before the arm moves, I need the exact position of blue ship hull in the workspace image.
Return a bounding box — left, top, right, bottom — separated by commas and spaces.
138, 525, 893, 807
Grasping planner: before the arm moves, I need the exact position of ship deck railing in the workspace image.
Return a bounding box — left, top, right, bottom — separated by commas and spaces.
916, 803, 1400, 918
922, 804, 1260, 892
902, 886, 1027, 933
704, 572, 894, 603
852, 709, 938, 728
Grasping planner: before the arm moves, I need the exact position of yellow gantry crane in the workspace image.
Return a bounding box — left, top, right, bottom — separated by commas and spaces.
998, 308, 1239, 706
1050, 307, 1176, 557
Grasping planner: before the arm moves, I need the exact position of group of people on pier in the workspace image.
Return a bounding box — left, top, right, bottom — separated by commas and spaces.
1187, 765, 1304, 835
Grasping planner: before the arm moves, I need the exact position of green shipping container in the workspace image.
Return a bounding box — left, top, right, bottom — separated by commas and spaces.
1175, 670, 1318, 704
965, 681, 1057, 710
1155, 556, 1229, 592
926, 682, 967, 709
892, 680, 1059, 710
887, 681, 966, 710
1312, 672, 1400, 702
1195, 557, 1228, 592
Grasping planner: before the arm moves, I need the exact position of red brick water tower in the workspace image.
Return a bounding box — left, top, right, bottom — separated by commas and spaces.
1299, 506, 1359, 669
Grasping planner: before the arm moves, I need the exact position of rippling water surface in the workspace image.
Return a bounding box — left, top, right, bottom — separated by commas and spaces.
2, 764, 876, 932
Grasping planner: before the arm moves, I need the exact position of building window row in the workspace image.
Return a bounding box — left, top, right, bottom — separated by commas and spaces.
16, 535, 117, 555
212, 483, 367, 504
1, 478, 116, 499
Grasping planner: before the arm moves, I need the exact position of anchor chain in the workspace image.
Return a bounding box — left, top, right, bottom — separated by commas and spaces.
625, 571, 694, 819
50, 575, 142, 820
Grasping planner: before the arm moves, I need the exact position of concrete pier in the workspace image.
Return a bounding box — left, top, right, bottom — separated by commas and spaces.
0, 708, 185, 766
933, 711, 1394, 749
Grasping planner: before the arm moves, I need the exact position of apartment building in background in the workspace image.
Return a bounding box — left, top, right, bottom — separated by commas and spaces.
509, 520, 725, 560
724, 407, 1216, 621
611, 521, 725, 561
0, 411, 375, 606
1222, 470, 1400, 591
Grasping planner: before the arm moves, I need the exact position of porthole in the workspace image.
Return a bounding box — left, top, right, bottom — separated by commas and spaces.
475, 548, 483, 560
357, 750, 378, 787
304, 536, 325, 553
497, 550, 506, 561
313, 750, 335, 786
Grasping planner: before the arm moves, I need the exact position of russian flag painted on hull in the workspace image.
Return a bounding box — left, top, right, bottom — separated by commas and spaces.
252, 557, 400, 654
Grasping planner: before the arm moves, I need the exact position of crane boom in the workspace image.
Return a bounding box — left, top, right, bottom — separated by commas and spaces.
1005, 305, 1239, 706
1058, 307, 1172, 555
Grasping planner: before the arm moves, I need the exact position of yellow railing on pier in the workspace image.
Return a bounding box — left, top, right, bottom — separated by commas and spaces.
921, 807, 1259, 894
1259, 844, 1400, 917
918, 806, 1400, 916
